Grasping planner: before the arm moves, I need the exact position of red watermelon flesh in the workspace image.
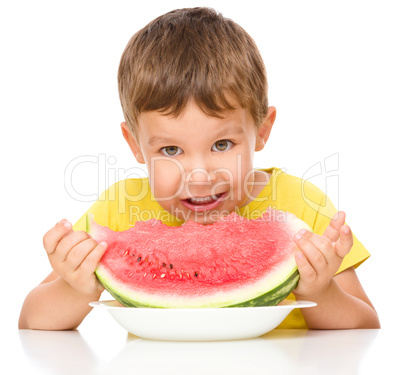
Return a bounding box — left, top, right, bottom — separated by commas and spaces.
87, 208, 311, 308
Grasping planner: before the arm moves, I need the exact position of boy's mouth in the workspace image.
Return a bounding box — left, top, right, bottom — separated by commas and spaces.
181, 192, 227, 212
188, 193, 223, 204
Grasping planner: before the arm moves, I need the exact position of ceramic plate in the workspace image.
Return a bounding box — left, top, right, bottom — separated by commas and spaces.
89, 299, 316, 341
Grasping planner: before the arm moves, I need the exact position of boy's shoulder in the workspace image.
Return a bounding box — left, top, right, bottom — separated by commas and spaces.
253, 167, 335, 227
73, 176, 157, 232
263, 167, 327, 202
101, 177, 150, 200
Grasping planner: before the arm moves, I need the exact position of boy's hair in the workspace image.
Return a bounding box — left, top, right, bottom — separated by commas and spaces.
118, 7, 268, 138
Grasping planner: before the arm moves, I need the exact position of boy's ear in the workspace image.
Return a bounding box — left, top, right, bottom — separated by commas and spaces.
120, 122, 145, 164
255, 106, 276, 151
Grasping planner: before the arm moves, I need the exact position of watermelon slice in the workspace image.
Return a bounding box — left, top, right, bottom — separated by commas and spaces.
87, 208, 311, 308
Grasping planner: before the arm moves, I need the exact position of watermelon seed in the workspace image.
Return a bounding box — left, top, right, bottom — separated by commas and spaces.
143, 272, 147, 277
170, 264, 173, 269
137, 256, 142, 262
162, 263, 166, 267
153, 274, 157, 279
185, 272, 190, 279
194, 272, 198, 277
161, 273, 166, 278
123, 250, 129, 257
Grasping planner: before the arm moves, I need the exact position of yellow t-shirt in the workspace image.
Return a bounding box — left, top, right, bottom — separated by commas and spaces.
73, 167, 370, 329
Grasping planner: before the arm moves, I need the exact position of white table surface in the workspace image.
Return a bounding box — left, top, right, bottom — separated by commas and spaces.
8, 307, 398, 375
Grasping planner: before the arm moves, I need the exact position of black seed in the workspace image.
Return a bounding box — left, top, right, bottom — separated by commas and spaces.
194, 272, 198, 277
137, 256, 142, 262
162, 263, 166, 267
170, 264, 173, 269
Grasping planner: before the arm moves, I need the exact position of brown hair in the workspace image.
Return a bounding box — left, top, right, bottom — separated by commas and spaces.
118, 7, 268, 137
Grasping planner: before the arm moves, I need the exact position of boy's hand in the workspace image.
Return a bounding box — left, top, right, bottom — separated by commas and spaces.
43, 219, 107, 296
292, 211, 353, 301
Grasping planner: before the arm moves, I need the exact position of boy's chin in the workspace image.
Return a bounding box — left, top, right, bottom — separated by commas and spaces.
190, 215, 220, 226
174, 207, 235, 226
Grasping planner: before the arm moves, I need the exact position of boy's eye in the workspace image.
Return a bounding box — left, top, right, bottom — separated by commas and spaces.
161, 146, 183, 156
212, 140, 233, 152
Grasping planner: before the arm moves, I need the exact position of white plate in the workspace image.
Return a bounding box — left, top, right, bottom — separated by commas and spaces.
89, 299, 316, 341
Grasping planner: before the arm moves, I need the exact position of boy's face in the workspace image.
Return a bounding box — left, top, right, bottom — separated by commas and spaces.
122, 102, 275, 225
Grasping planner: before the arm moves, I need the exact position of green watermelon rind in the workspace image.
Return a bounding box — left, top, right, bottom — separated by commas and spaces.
95, 264, 299, 308
226, 269, 299, 308
94, 257, 299, 308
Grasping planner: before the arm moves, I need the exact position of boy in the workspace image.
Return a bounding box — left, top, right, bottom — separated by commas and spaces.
19, 7, 380, 330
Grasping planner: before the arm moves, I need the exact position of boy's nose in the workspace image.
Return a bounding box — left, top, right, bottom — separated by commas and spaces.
186, 167, 217, 183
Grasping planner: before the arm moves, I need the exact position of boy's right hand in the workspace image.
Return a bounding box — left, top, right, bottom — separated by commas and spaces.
43, 219, 108, 296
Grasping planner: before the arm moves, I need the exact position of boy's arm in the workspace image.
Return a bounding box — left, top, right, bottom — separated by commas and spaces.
293, 212, 380, 329
19, 272, 103, 330
19, 220, 107, 330
296, 267, 380, 329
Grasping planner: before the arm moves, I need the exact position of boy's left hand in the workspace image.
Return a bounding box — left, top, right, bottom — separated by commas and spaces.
292, 211, 353, 301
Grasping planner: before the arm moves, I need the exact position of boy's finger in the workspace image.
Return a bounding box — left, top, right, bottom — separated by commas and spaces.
65, 238, 101, 271
294, 231, 327, 273
322, 211, 346, 242
78, 241, 108, 275
295, 251, 316, 284
43, 220, 73, 254
56, 231, 92, 263
302, 232, 335, 264
334, 225, 353, 258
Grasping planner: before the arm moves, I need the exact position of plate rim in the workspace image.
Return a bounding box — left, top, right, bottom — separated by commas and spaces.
89, 299, 317, 311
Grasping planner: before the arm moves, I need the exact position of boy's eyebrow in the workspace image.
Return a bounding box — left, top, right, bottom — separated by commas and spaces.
215, 126, 246, 138
148, 127, 245, 146
148, 136, 176, 146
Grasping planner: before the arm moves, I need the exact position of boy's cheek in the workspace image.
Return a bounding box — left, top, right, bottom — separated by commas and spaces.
149, 158, 184, 199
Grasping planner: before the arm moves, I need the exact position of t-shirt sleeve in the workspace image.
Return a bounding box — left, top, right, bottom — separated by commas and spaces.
311, 192, 370, 274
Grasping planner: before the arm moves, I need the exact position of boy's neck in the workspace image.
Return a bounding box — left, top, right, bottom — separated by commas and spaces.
241, 169, 271, 207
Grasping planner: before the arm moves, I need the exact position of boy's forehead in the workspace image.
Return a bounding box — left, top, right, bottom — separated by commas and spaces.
137, 103, 254, 139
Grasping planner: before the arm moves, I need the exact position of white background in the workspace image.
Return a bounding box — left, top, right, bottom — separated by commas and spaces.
1, 0, 401, 345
